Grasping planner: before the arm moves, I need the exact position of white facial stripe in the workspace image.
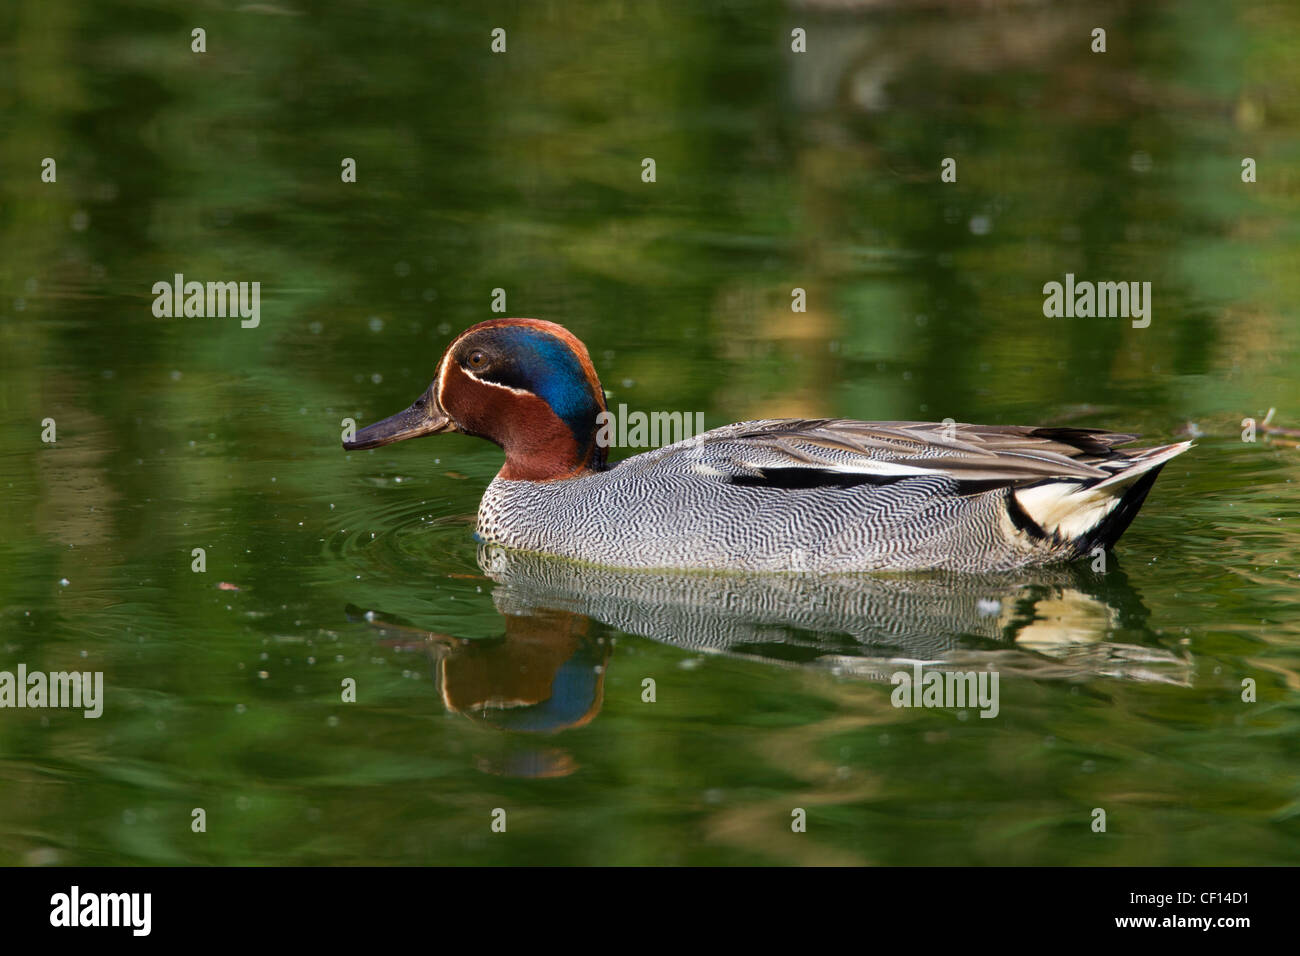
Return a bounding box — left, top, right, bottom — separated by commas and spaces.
436, 324, 485, 407
438, 327, 499, 409
439, 359, 534, 408
468, 375, 532, 398
436, 347, 453, 410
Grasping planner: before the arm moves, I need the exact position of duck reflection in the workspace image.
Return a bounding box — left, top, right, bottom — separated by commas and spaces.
364, 603, 611, 778
432, 607, 609, 735
479, 544, 1188, 683
361, 544, 1189, 774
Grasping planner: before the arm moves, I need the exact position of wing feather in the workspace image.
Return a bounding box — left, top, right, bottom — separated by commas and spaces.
634, 418, 1151, 487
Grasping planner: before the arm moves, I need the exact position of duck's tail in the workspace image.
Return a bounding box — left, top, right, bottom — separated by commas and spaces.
1009, 441, 1192, 553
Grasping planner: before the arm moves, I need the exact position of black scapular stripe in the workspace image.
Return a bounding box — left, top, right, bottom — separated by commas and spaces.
728, 468, 907, 490
729, 469, 1027, 495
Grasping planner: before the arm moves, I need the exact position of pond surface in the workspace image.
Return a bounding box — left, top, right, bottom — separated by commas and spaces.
2, 0, 1299, 865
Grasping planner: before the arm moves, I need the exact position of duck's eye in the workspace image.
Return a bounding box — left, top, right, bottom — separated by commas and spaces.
467, 350, 487, 369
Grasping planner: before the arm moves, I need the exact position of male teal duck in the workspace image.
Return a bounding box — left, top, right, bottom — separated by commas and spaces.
343, 318, 1191, 573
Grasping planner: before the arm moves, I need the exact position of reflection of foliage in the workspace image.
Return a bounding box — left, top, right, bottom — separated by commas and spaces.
0, 0, 1298, 864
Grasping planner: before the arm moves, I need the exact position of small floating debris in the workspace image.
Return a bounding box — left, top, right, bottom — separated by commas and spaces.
1261, 408, 1300, 447
217, 582, 241, 591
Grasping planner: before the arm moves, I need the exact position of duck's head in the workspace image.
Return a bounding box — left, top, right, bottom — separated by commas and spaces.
343, 318, 607, 481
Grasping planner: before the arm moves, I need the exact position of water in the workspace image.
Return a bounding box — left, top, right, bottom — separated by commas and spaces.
1, 0, 1298, 865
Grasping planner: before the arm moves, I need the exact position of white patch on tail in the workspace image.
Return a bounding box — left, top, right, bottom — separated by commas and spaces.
1013, 482, 1121, 540
1012, 441, 1191, 540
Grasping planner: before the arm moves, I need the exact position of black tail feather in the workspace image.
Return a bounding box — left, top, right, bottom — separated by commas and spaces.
1076, 464, 1166, 553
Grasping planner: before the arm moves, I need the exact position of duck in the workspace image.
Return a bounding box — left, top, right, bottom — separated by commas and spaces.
342, 318, 1191, 573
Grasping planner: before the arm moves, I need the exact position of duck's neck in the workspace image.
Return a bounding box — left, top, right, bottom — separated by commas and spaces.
465, 385, 604, 482
499, 422, 602, 481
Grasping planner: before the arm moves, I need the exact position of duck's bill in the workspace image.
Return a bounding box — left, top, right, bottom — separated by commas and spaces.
343, 394, 457, 450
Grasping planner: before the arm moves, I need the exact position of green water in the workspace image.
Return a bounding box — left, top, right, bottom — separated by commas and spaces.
2, 0, 1299, 866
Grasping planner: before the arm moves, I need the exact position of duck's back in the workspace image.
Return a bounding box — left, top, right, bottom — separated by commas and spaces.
476, 419, 1190, 573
